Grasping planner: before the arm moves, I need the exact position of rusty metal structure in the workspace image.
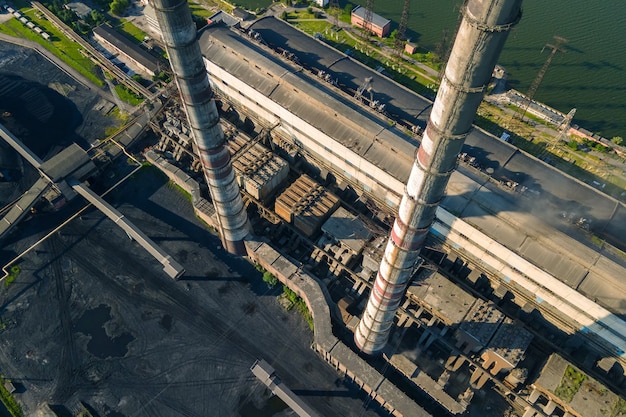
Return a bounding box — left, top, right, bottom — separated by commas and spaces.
393, 0, 410, 58
355, 0, 523, 355
149, 0, 250, 254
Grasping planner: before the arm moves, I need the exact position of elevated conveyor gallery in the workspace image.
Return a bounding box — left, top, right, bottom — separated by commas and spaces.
70, 180, 185, 279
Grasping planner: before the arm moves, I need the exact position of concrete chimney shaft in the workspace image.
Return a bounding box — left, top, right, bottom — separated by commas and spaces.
355, 0, 523, 355
149, 0, 250, 255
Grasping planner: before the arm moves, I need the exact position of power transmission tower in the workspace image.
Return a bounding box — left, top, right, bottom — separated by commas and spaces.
329, 0, 340, 28
393, 0, 410, 59
540, 108, 576, 160
517, 36, 567, 122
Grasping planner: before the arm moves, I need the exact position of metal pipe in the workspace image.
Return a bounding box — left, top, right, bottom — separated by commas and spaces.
355, 0, 523, 355
149, 0, 250, 254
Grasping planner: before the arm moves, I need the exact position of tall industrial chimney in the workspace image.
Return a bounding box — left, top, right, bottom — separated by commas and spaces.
355, 0, 523, 355
149, 0, 250, 255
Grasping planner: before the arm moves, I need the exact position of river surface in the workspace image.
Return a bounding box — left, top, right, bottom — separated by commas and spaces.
347, 0, 625, 139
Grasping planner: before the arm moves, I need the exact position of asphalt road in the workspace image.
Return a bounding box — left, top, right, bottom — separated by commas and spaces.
0, 167, 387, 417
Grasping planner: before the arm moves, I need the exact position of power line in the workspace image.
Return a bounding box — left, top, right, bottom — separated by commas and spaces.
393, 0, 410, 59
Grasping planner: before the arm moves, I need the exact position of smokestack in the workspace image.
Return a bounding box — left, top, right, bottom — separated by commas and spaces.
149, 0, 250, 255
355, 0, 523, 355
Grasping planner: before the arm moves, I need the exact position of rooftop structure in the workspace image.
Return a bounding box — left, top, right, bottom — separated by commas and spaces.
530, 354, 625, 417
229, 136, 289, 202
406, 270, 475, 326
65, 1, 92, 18
93, 23, 159, 76
481, 317, 533, 375
231, 7, 252, 21
207, 10, 240, 28
351, 6, 391, 38
361, 235, 386, 279
275, 175, 340, 237
457, 300, 505, 354
320, 206, 372, 255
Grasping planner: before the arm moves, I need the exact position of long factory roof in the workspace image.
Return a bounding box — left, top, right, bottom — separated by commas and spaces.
198, 19, 626, 318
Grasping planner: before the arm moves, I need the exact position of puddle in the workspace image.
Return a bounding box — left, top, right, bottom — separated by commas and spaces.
75, 304, 135, 359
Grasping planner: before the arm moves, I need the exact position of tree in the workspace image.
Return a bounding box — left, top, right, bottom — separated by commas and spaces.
567, 140, 578, 150
343, 3, 354, 16
89, 9, 106, 26
262, 271, 278, 288
110, 0, 129, 16
611, 136, 623, 146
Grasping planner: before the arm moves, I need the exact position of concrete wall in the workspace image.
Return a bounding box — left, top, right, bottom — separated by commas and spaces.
245, 239, 431, 417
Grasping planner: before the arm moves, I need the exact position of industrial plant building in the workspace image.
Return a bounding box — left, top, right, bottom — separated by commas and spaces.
191, 16, 626, 365
351, 5, 391, 38
93, 23, 159, 76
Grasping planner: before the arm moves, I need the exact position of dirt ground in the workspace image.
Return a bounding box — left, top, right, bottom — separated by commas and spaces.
0, 167, 387, 417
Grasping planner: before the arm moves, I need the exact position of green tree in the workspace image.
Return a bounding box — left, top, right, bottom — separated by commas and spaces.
110, 0, 129, 16
611, 136, 623, 146
262, 271, 278, 288
567, 140, 578, 150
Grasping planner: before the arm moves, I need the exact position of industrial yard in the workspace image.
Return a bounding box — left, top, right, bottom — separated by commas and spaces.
1, 1, 626, 417
0, 166, 391, 417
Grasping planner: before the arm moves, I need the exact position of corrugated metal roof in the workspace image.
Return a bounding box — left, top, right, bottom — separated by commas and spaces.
93, 24, 158, 73
201, 27, 415, 181
40, 143, 90, 182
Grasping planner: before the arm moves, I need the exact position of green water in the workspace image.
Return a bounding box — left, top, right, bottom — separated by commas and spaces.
346, 0, 626, 139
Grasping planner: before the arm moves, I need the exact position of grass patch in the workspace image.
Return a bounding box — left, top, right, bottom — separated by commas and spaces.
228, 0, 270, 9
0, 376, 23, 417
4, 265, 21, 288
285, 10, 318, 20
282, 286, 313, 331
114, 83, 144, 105
117, 19, 147, 43
189, 2, 214, 19
591, 235, 604, 247
292, 20, 331, 36
262, 271, 278, 288
0, 16, 103, 86
612, 397, 626, 417
554, 365, 587, 403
